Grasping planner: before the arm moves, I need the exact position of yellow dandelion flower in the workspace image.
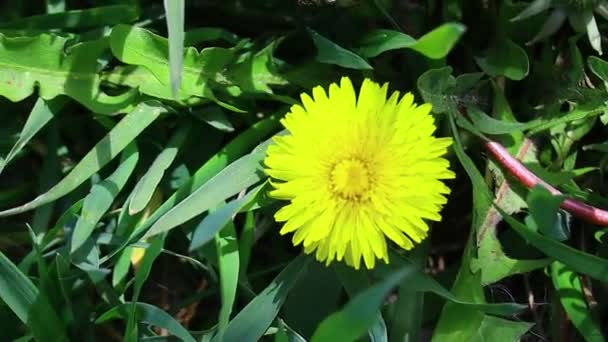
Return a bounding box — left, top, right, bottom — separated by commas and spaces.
264, 77, 455, 270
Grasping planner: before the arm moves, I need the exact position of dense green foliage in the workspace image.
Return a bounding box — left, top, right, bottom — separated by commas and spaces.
1, 0, 608, 341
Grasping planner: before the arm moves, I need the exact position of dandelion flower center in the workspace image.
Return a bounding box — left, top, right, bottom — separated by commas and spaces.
331, 159, 371, 200
264, 77, 455, 269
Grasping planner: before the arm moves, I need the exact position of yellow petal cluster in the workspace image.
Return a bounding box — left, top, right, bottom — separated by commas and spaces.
264, 77, 455, 269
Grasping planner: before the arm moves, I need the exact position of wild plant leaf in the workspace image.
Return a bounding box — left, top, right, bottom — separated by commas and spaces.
499, 206, 608, 283
0, 101, 167, 217
0, 33, 137, 114
550, 262, 604, 342
225, 40, 287, 94
475, 38, 529, 80
470, 316, 532, 342
110, 24, 233, 101
410, 22, 466, 59
70, 145, 139, 254
0, 5, 140, 29
356, 23, 465, 59
308, 29, 372, 70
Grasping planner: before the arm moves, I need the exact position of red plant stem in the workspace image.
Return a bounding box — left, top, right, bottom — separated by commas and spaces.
484, 140, 608, 226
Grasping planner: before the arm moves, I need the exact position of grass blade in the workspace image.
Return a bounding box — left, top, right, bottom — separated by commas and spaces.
220, 256, 310, 342
163, 0, 185, 98
0, 101, 167, 217
129, 123, 190, 215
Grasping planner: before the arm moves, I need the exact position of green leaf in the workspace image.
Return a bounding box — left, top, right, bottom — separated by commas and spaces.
0, 101, 166, 217
221, 256, 310, 342
356, 29, 417, 58
467, 106, 528, 135
0, 33, 137, 114
411, 23, 466, 59
526, 186, 567, 239
225, 40, 287, 94
308, 29, 372, 70
417, 67, 483, 114
588, 55, 608, 89
0, 250, 67, 341
110, 24, 233, 101
0, 97, 66, 174
96, 302, 195, 342
129, 124, 190, 214
70, 145, 139, 254
163, 0, 185, 98
0, 5, 140, 29
475, 38, 529, 80
499, 206, 608, 283
214, 223, 240, 341
470, 316, 532, 342
189, 183, 266, 251
143, 149, 267, 239
550, 262, 604, 342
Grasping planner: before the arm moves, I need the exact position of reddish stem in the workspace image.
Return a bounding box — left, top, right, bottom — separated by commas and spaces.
484, 140, 608, 226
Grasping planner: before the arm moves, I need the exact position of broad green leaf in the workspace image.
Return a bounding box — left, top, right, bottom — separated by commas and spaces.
470, 316, 532, 342
184, 27, 240, 46
96, 302, 195, 342
0, 33, 137, 114
499, 206, 608, 283
475, 38, 529, 80
0, 5, 139, 29
129, 124, 190, 214
189, 183, 266, 251
0, 101, 166, 217
143, 149, 267, 238
163, 0, 185, 98
225, 40, 287, 94
0, 250, 67, 341
308, 29, 372, 70
214, 223, 240, 341
110, 24, 233, 101
356, 29, 416, 58
416, 67, 483, 114
0, 97, 66, 174
467, 106, 528, 134
221, 256, 310, 342
550, 262, 604, 342
526, 186, 567, 239
410, 23, 466, 59
70, 145, 139, 254
588, 55, 608, 90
